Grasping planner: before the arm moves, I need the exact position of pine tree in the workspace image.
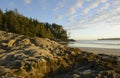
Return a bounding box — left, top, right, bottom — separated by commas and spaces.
0, 9, 68, 40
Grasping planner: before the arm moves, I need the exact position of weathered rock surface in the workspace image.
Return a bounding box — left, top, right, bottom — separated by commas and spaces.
0, 30, 120, 78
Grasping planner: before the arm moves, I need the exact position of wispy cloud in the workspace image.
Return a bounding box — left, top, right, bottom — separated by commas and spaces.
75, 0, 83, 8
112, 24, 120, 28
65, 0, 120, 30
115, 6, 120, 11
83, 0, 100, 14
55, 15, 63, 20
68, 0, 84, 14
69, 7, 76, 14
68, 14, 78, 22
99, 3, 110, 11
51, 0, 120, 30
89, 5, 120, 23
54, 0, 66, 11
24, 0, 31, 4
100, 0, 107, 3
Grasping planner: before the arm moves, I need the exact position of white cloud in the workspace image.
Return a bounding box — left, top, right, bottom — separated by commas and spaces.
56, 15, 63, 20
101, 3, 110, 10
24, 0, 31, 4
68, 0, 84, 14
96, 2, 110, 13
65, 23, 89, 30
68, 15, 78, 22
68, 5, 120, 30
113, 24, 120, 28
54, 0, 66, 11
83, 8, 90, 14
106, 13, 120, 23
81, 0, 120, 24
88, 14, 109, 24
110, 0, 120, 11
75, 1, 83, 8
115, 6, 120, 11
108, 23, 120, 29
100, 0, 107, 3
69, 7, 76, 14
85, 5, 120, 24
83, 0, 100, 14
65, 0, 120, 30
90, 1, 99, 8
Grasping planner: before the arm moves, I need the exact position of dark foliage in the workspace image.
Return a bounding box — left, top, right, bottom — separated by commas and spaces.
0, 9, 68, 40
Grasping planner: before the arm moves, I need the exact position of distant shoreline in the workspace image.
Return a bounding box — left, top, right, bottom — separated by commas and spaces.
98, 38, 120, 40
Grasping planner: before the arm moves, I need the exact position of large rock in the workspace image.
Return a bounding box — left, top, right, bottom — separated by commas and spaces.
0, 30, 81, 78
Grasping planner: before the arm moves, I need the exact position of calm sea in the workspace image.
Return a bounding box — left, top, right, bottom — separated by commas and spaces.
67, 40, 120, 49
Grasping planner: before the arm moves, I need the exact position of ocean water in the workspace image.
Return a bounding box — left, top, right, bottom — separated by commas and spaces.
67, 40, 120, 49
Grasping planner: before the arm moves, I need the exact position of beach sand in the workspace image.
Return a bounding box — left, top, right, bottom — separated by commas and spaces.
79, 47, 120, 56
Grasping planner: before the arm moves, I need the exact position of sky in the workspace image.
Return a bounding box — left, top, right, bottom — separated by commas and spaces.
0, 0, 120, 40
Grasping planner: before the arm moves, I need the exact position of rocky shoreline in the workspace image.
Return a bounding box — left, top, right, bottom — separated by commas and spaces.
0, 30, 120, 78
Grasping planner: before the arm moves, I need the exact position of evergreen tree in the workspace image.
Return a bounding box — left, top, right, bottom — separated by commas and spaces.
0, 9, 3, 29
0, 9, 68, 40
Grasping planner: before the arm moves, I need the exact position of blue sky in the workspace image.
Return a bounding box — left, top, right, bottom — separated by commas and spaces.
0, 0, 120, 40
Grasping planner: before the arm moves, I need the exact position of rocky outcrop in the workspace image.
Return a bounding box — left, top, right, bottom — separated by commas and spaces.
0, 30, 120, 78
0, 30, 81, 78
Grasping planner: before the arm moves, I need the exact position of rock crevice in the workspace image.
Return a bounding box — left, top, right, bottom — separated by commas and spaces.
0, 30, 120, 78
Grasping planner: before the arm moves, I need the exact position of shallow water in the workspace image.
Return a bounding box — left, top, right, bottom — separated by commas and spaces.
67, 40, 120, 49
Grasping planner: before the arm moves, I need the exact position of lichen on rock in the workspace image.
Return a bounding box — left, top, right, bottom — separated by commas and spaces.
0, 30, 120, 78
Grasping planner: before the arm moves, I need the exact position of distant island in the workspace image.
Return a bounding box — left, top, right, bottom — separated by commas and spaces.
98, 38, 120, 40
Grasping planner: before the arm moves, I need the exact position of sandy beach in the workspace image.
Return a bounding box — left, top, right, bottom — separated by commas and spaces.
79, 47, 120, 56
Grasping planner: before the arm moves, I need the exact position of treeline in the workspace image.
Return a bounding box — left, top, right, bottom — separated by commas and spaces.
98, 38, 120, 40
0, 9, 68, 40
